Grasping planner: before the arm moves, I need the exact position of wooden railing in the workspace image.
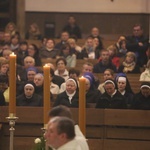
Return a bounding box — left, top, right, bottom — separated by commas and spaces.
0, 107, 150, 150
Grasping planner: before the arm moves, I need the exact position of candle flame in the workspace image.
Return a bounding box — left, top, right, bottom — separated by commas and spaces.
10, 52, 15, 56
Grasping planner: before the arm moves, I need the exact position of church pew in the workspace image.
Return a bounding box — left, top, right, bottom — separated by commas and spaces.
103, 109, 150, 150
1, 107, 150, 150
0, 107, 104, 150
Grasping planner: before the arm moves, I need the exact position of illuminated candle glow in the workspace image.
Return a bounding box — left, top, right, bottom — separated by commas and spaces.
9, 52, 16, 117
43, 64, 51, 127
79, 76, 86, 135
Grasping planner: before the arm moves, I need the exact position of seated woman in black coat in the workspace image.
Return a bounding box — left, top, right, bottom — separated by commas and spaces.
16, 82, 43, 107
131, 82, 150, 110
83, 72, 101, 103
96, 79, 127, 109
53, 78, 79, 108
115, 73, 134, 108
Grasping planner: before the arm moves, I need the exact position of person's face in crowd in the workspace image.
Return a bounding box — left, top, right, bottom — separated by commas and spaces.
27, 71, 36, 81
28, 45, 36, 57
20, 44, 28, 51
34, 75, 44, 87
2, 44, 11, 51
86, 38, 94, 47
46, 39, 54, 49
8, 24, 15, 32
2, 50, 11, 60
85, 78, 90, 91
62, 46, 70, 55
0, 82, 8, 92
121, 41, 126, 50
82, 64, 93, 74
66, 80, 77, 94
101, 51, 110, 63
104, 83, 115, 96
24, 58, 35, 68
24, 85, 34, 97
126, 55, 134, 64
108, 49, 115, 57
141, 87, 150, 98
68, 16, 76, 25
61, 32, 69, 41
103, 70, 113, 81
133, 25, 143, 37
30, 25, 36, 32
69, 73, 78, 81
91, 27, 99, 37
42, 38, 47, 46
45, 122, 62, 149
57, 60, 66, 72
69, 42, 75, 48
0, 64, 9, 74
117, 80, 126, 92
117, 36, 125, 43
93, 37, 99, 47
3, 33, 11, 42
11, 37, 19, 45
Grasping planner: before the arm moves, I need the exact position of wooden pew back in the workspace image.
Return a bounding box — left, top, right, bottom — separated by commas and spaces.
1, 107, 150, 150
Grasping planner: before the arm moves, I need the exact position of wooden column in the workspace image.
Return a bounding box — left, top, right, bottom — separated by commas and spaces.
16, 0, 25, 39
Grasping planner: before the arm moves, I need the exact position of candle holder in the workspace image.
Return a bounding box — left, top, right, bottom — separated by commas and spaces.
41, 124, 49, 150
6, 115, 18, 150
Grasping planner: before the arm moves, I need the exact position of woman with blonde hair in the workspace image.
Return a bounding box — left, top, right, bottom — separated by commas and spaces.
139, 59, 150, 81
118, 52, 140, 73
5, 22, 18, 36
25, 23, 42, 40
67, 38, 82, 53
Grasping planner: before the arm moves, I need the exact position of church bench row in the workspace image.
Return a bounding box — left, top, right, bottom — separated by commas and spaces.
26, 39, 117, 49
0, 107, 150, 150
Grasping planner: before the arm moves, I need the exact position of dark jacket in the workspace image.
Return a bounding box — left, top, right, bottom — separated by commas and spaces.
63, 24, 82, 38
16, 93, 43, 107
93, 61, 117, 73
123, 91, 134, 108
52, 75, 65, 88
131, 92, 150, 110
53, 91, 79, 108
0, 91, 5, 106
126, 35, 149, 67
86, 89, 101, 103
96, 91, 127, 109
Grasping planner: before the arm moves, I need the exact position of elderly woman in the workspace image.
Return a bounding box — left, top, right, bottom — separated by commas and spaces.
96, 79, 127, 109
131, 82, 150, 110
118, 52, 140, 73
139, 59, 150, 82
53, 78, 79, 107
83, 72, 101, 103
16, 82, 43, 106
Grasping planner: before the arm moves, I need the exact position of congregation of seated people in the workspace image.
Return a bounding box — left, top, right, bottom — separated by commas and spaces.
0, 20, 150, 110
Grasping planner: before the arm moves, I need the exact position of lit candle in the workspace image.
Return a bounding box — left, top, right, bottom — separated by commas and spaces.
43, 64, 50, 128
79, 76, 86, 135
9, 52, 16, 117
